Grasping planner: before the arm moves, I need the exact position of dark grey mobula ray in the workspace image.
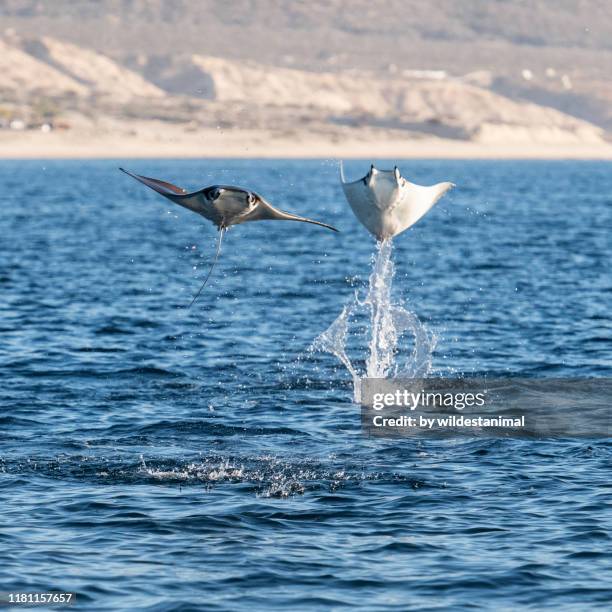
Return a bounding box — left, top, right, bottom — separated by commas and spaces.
120, 168, 338, 306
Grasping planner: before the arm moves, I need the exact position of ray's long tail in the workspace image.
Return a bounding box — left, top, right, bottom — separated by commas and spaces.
188, 229, 225, 308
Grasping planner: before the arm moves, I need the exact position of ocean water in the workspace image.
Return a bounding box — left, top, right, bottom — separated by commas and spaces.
0, 159, 611, 611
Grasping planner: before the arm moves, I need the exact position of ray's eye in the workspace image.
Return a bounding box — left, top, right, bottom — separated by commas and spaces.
210, 188, 220, 200
248, 193, 257, 206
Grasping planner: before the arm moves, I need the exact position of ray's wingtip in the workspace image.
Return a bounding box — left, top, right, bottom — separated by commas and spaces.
318, 220, 340, 233
119, 167, 140, 179
315, 222, 340, 233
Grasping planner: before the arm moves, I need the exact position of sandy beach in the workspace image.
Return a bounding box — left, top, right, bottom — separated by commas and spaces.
3, 126, 612, 159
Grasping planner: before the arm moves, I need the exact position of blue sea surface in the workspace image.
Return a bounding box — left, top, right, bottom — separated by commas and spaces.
0, 159, 611, 611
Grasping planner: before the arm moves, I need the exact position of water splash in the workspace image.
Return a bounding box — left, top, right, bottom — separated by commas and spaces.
312, 240, 436, 401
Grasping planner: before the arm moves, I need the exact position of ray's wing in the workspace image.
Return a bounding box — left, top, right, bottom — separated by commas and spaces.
395, 180, 453, 232
341, 176, 375, 209
120, 168, 186, 195
119, 168, 222, 226
253, 198, 339, 232
340, 170, 380, 235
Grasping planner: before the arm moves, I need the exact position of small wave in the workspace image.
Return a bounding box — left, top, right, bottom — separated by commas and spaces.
74, 346, 127, 353
116, 366, 181, 377
94, 325, 135, 335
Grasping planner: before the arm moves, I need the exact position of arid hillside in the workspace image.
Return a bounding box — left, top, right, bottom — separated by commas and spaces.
1, 1, 612, 156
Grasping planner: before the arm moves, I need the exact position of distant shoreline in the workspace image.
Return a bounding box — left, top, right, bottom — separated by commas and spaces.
2, 128, 612, 160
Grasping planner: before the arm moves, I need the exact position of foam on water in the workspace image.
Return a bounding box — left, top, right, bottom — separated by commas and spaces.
312, 239, 436, 401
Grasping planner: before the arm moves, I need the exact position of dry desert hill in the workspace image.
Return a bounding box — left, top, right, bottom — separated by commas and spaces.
1, 0, 612, 157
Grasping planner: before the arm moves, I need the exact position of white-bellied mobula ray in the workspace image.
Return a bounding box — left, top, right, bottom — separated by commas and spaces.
120, 168, 338, 306
340, 162, 454, 241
